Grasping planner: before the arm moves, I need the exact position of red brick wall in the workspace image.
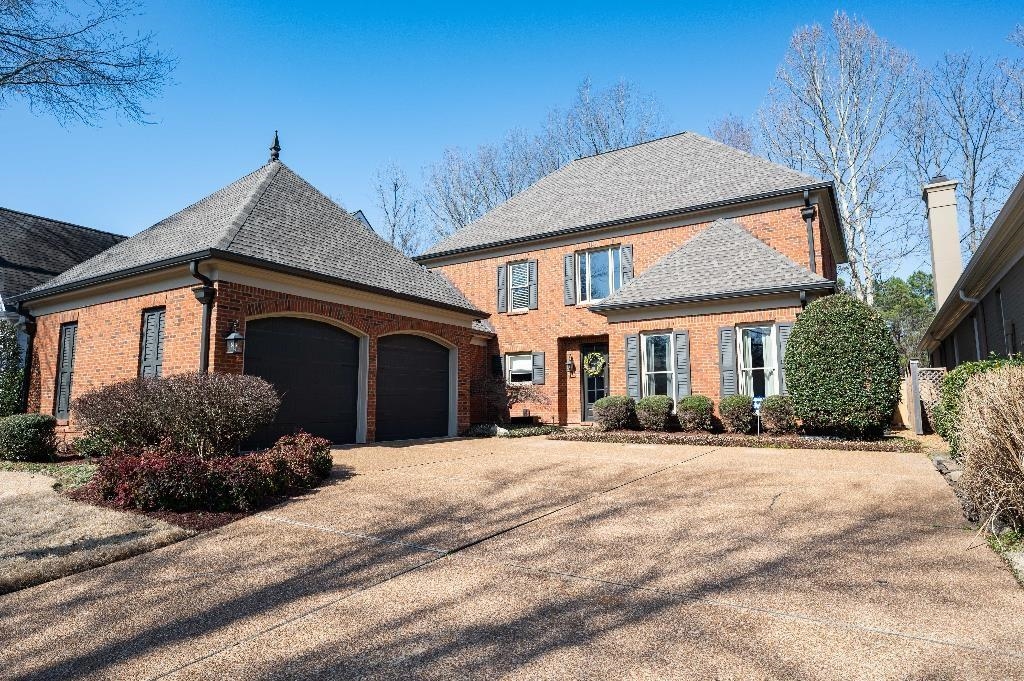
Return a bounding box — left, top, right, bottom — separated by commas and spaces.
29, 281, 479, 441
432, 205, 833, 424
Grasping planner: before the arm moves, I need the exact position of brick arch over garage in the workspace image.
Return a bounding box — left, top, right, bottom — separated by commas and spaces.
208, 281, 480, 441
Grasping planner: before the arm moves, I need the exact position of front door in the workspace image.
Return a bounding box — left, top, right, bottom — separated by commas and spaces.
581, 342, 609, 422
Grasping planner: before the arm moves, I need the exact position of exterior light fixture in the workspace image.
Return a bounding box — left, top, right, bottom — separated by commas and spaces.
565, 353, 576, 377
225, 320, 245, 355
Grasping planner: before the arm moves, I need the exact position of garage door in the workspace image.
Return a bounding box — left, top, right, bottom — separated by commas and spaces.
375, 334, 450, 441
244, 317, 360, 448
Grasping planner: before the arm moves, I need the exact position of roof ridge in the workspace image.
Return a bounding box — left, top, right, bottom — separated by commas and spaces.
572, 131, 691, 162
0, 206, 124, 239
214, 161, 282, 251
692, 133, 821, 183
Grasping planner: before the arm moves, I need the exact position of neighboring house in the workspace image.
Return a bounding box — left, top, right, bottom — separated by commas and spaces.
417, 132, 847, 425
12, 142, 490, 444
1, 208, 125, 358
920, 173, 1024, 367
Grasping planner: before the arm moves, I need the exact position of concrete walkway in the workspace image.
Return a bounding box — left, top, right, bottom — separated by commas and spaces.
1, 438, 1022, 679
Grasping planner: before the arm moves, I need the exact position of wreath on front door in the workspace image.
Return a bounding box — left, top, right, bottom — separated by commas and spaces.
582, 352, 606, 377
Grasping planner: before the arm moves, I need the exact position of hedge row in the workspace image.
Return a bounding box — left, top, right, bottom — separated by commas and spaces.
592, 394, 798, 435
548, 429, 922, 452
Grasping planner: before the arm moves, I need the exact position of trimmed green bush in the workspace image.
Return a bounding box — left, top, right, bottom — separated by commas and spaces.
69, 433, 115, 459
636, 395, 675, 431
759, 395, 797, 434
0, 414, 57, 461
0, 320, 23, 418
933, 354, 1024, 461
719, 395, 754, 434
73, 373, 280, 457
593, 395, 637, 430
784, 294, 901, 439
677, 395, 714, 432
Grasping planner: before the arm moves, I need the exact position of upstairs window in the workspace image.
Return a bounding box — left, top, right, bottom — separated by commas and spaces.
508, 261, 532, 312
577, 247, 621, 303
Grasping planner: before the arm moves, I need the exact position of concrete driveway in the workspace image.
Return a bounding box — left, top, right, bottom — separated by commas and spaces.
2, 438, 1022, 679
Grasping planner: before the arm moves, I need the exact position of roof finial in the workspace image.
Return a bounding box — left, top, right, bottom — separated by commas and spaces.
269, 130, 281, 162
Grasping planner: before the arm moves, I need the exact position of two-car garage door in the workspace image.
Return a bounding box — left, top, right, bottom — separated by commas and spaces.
243, 317, 451, 447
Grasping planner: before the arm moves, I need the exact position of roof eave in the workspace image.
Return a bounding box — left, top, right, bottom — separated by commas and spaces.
12, 249, 487, 319
588, 281, 835, 315
415, 181, 839, 262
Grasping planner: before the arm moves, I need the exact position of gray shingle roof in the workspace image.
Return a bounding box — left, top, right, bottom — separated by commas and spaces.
591, 219, 833, 312
28, 162, 482, 315
1, 208, 125, 304
421, 132, 824, 257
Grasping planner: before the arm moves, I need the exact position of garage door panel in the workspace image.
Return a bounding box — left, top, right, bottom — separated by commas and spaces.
244, 317, 360, 448
375, 335, 450, 441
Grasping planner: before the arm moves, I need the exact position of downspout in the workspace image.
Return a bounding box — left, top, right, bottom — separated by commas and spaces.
15, 302, 35, 413
801, 190, 818, 274
189, 260, 216, 374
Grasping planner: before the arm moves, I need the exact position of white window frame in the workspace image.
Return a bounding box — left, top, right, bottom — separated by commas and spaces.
506, 352, 534, 384
507, 261, 531, 313
640, 332, 675, 402
736, 324, 779, 398
576, 247, 622, 304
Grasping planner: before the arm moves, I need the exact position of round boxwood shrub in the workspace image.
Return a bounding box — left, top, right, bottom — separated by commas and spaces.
719, 395, 754, 434
676, 395, 714, 432
0, 414, 57, 461
759, 395, 797, 434
593, 396, 637, 430
636, 395, 675, 431
784, 294, 901, 439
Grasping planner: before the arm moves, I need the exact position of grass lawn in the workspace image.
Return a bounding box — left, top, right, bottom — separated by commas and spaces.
0, 463, 192, 595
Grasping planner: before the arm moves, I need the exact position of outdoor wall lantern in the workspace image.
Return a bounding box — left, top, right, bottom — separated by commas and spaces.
225, 320, 245, 355
565, 353, 576, 377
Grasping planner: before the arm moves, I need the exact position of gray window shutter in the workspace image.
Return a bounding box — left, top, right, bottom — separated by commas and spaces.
777, 323, 793, 394
625, 334, 641, 399
563, 254, 576, 306
528, 259, 539, 310
532, 352, 545, 385
55, 323, 77, 419
139, 308, 166, 378
491, 354, 503, 377
673, 330, 691, 398
620, 245, 634, 283
719, 327, 737, 398
496, 264, 507, 313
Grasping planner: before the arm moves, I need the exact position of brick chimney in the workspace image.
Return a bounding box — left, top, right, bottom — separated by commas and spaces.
922, 176, 963, 309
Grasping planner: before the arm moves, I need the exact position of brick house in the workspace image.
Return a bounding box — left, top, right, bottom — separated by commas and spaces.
416, 132, 847, 425
13, 140, 491, 444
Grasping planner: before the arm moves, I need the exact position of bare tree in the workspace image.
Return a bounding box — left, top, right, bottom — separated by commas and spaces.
0, 0, 175, 124
709, 114, 755, 153
929, 52, 1022, 254
759, 12, 914, 304
373, 162, 423, 256
423, 78, 667, 240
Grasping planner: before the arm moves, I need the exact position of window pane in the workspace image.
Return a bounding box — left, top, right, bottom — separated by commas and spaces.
511, 286, 530, 310
578, 254, 588, 302
611, 248, 621, 291
509, 262, 529, 287
645, 373, 670, 397
644, 334, 670, 372
509, 355, 533, 373
589, 250, 609, 299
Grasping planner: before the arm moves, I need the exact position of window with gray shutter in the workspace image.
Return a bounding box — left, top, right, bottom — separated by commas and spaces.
563, 254, 576, 305
625, 334, 640, 399
532, 351, 545, 385
673, 330, 691, 398
54, 322, 78, 420
776, 322, 793, 394
496, 265, 507, 313
528, 259, 539, 310
719, 327, 737, 398
139, 308, 166, 378
620, 244, 634, 283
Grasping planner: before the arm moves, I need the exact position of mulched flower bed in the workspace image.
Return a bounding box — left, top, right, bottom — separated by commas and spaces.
547, 429, 922, 452
66, 483, 246, 533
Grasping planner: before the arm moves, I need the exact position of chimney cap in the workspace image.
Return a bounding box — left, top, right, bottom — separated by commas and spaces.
930, 173, 949, 183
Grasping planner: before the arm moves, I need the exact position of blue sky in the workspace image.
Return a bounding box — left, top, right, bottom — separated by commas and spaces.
4, 1, 1020, 252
